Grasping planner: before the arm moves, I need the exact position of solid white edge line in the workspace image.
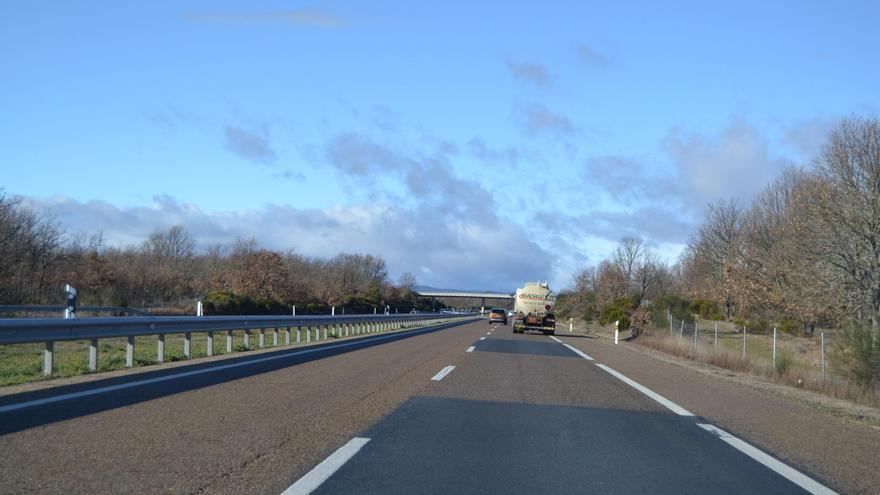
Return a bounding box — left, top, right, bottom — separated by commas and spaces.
479, 337, 486, 341
595, 363, 693, 416
466, 346, 475, 353
431, 365, 456, 381
548, 336, 563, 343
562, 343, 594, 361
697, 424, 837, 495
281, 437, 370, 495
0, 320, 467, 414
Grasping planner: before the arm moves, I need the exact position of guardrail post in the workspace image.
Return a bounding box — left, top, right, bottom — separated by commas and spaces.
88, 338, 98, 372
323, 326, 328, 340
273, 327, 278, 346
243, 330, 250, 349
184, 332, 191, 358
43, 341, 54, 376
157, 334, 165, 363
296, 328, 301, 344
207, 331, 214, 357
259, 328, 265, 348
226, 330, 233, 353
285, 327, 290, 345
126, 336, 134, 367
307, 327, 311, 343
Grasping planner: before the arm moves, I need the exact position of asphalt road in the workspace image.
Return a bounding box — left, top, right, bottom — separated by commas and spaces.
0, 319, 857, 494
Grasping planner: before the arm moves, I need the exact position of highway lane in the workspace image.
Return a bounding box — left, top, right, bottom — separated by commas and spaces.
0, 319, 842, 494
0, 318, 484, 494
312, 324, 819, 494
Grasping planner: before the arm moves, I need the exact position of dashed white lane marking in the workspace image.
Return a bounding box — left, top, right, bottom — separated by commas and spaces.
466, 346, 475, 353
595, 363, 692, 416
486, 332, 491, 335
431, 365, 456, 381
479, 337, 486, 341
282, 437, 370, 495
697, 424, 838, 495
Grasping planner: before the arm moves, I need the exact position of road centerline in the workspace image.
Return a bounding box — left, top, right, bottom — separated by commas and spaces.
281, 437, 370, 495
431, 365, 456, 381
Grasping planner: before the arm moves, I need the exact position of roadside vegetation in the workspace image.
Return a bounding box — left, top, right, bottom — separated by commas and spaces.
558, 115, 880, 407
0, 199, 438, 316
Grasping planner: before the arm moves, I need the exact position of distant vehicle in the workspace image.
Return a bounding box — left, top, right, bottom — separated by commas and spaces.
512, 282, 556, 335
488, 308, 507, 325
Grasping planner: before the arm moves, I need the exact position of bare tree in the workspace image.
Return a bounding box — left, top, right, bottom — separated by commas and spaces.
804, 116, 880, 371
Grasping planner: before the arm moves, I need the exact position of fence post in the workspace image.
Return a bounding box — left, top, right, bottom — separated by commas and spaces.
773, 327, 777, 368
88, 338, 98, 372
821, 332, 826, 380
43, 341, 54, 376
126, 335, 134, 367
714, 323, 718, 355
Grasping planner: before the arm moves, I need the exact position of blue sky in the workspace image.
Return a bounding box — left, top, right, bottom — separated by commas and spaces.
1, 1, 878, 291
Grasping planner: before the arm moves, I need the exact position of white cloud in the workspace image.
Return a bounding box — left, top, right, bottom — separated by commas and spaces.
504, 58, 552, 88
224, 126, 276, 164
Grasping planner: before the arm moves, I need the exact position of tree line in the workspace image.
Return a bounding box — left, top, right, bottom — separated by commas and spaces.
564, 115, 880, 389
0, 203, 431, 314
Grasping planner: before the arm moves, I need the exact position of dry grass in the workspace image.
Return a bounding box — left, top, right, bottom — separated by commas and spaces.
637, 330, 880, 409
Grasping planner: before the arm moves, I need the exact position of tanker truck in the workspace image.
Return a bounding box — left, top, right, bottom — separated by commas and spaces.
512, 282, 557, 335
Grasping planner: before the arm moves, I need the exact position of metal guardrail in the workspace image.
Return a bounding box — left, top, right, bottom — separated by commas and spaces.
0, 305, 150, 316
0, 312, 475, 377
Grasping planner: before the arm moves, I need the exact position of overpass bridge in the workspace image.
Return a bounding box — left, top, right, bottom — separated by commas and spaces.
412, 290, 515, 311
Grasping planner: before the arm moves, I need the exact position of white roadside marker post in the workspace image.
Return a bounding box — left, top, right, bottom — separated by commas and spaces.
614, 320, 619, 345
569, 317, 573, 332
773, 327, 777, 368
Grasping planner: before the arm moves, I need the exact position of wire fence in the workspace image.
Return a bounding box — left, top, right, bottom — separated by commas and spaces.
664, 313, 830, 381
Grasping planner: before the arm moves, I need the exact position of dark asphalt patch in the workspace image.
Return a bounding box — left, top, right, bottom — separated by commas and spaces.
0, 319, 475, 435
316, 396, 808, 494
473, 338, 576, 358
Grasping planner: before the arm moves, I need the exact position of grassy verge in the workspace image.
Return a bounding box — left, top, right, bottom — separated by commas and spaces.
0, 321, 434, 387
636, 329, 879, 409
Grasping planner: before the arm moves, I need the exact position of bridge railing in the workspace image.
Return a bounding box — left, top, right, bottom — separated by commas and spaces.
0, 312, 475, 377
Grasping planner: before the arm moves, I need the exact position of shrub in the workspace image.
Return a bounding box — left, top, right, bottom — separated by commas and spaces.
778, 318, 800, 335
830, 320, 876, 388
774, 352, 793, 375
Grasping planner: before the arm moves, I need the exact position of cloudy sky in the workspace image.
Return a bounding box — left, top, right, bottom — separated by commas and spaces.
1, 1, 878, 291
